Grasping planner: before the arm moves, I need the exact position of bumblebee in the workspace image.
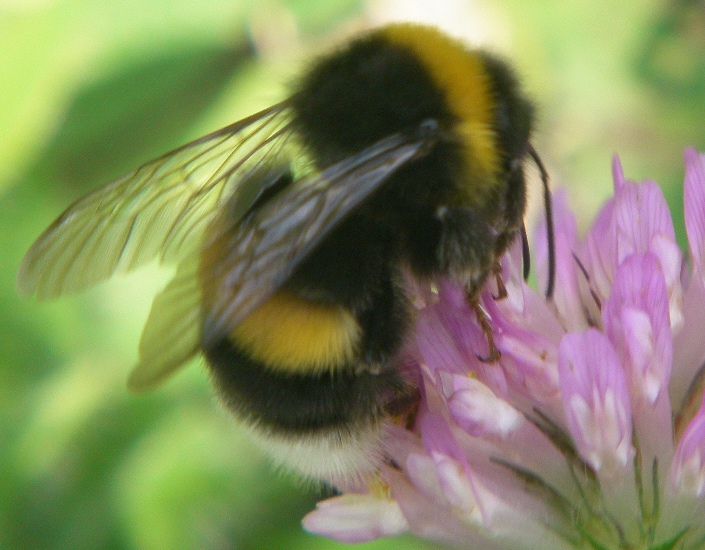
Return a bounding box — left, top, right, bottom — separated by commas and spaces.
19, 23, 552, 486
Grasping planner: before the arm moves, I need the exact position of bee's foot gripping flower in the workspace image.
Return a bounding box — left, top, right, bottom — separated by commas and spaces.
304, 148, 705, 550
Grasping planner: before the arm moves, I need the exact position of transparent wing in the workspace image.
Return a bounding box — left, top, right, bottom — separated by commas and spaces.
202, 119, 440, 344
127, 255, 202, 392
128, 168, 291, 391
19, 103, 293, 300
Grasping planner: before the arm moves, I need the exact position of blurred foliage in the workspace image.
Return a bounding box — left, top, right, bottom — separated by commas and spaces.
2, 0, 704, 549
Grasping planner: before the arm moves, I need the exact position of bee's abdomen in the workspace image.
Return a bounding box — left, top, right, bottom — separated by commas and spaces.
204, 334, 402, 433
201, 197, 412, 435
203, 288, 405, 433
204, 266, 408, 435
229, 290, 362, 375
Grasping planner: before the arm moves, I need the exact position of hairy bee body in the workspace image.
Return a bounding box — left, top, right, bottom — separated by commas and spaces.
20, 24, 537, 485
200, 26, 534, 482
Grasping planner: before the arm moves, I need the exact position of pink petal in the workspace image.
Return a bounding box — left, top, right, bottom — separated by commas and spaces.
582, 196, 617, 302
384, 466, 495, 548
534, 189, 575, 290
407, 448, 573, 550
601, 253, 675, 477
612, 154, 626, 192
482, 295, 561, 409
534, 189, 587, 331
498, 234, 526, 304
614, 179, 676, 262
435, 453, 481, 515
415, 300, 471, 376
612, 175, 683, 332
302, 494, 409, 543
602, 253, 673, 400
418, 412, 494, 525
576, 155, 632, 301
494, 329, 560, 406
406, 452, 451, 504
649, 234, 684, 332
673, 276, 705, 406
420, 412, 471, 473
448, 376, 523, 438
492, 281, 566, 344
684, 147, 705, 282
449, 375, 575, 495
671, 393, 705, 497
621, 306, 667, 402
558, 329, 634, 480
552, 231, 584, 329
436, 282, 490, 364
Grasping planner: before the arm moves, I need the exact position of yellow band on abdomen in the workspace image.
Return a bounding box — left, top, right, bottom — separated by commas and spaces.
230, 290, 361, 374
382, 24, 500, 204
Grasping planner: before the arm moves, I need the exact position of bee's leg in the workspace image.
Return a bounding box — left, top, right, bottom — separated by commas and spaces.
472, 299, 500, 363
492, 262, 508, 300
368, 386, 421, 491
384, 380, 421, 430
433, 207, 495, 281
462, 266, 501, 362
410, 205, 502, 362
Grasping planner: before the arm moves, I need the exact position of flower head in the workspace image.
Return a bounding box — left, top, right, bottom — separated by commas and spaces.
304, 149, 705, 549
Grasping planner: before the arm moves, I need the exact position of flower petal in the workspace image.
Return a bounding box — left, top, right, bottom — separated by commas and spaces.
306, 148, 705, 549
673, 276, 705, 406
650, 234, 685, 332
385, 466, 498, 548
558, 329, 634, 480
581, 195, 617, 303
612, 176, 683, 331
603, 253, 673, 400
483, 295, 562, 410
535, 189, 587, 331
684, 147, 705, 282
302, 493, 409, 543
448, 376, 523, 438
449, 375, 575, 496
601, 253, 675, 474
614, 179, 676, 262
612, 153, 626, 192
671, 393, 705, 498
415, 305, 469, 376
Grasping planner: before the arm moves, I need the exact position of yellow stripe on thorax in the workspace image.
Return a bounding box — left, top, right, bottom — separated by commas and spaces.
382, 24, 500, 204
230, 290, 361, 374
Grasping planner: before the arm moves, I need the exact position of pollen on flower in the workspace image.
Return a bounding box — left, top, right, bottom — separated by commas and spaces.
368, 474, 392, 499
305, 148, 705, 550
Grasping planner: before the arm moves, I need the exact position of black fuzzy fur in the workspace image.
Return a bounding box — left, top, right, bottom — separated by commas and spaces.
204, 27, 534, 435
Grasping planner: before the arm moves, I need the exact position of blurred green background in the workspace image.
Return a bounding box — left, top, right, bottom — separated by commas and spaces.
2, 0, 704, 549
